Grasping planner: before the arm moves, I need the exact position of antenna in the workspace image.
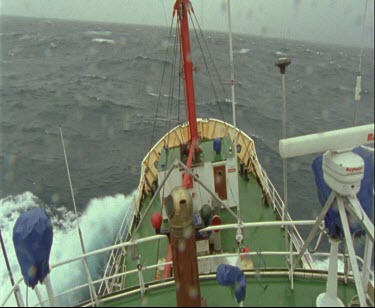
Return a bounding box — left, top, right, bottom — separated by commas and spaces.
353, 0, 368, 126
226, 0, 243, 265
226, 0, 238, 155
275, 56, 292, 278
275, 57, 291, 234
59, 127, 99, 307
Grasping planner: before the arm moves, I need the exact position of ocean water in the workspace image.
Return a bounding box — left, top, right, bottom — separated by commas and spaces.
0, 15, 374, 306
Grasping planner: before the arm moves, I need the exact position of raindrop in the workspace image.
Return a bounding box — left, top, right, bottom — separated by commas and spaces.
51, 193, 60, 204
321, 109, 330, 121
28, 265, 37, 279
305, 65, 314, 75
178, 239, 186, 252
141, 294, 149, 306
260, 26, 268, 36
183, 225, 193, 239
189, 286, 198, 299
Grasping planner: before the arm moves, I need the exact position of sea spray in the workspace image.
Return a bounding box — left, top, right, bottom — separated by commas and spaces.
0, 190, 136, 307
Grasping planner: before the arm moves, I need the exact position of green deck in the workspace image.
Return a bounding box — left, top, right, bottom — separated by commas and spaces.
101, 274, 357, 307
122, 160, 287, 291
158, 136, 234, 171
92, 138, 359, 307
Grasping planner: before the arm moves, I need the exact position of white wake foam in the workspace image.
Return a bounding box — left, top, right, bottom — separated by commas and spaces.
91, 38, 115, 44
0, 190, 136, 307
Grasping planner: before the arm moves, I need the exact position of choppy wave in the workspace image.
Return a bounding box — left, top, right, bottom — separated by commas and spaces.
0, 191, 136, 307
91, 38, 115, 44
133, 55, 172, 66
234, 48, 250, 54
84, 30, 112, 36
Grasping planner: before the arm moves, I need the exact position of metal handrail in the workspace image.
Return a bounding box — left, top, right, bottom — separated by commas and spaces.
98, 201, 136, 295
10, 250, 372, 308
256, 164, 316, 268
4, 233, 373, 308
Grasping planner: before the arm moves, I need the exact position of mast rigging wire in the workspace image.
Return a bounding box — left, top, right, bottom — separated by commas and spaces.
165, 21, 181, 137
189, 12, 225, 122
191, 11, 229, 120
148, 15, 176, 155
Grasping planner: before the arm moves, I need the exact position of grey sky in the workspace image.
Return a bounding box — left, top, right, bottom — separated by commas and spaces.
0, 0, 373, 48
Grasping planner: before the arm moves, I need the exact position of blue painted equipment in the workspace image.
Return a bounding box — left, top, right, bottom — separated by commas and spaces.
216, 263, 246, 303
13, 208, 53, 288
312, 146, 373, 238
213, 138, 222, 154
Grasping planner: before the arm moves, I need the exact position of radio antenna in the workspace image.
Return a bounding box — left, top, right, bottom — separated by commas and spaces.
59, 127, 99, 307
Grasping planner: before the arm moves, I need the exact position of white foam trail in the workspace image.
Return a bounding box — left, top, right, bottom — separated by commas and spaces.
91, 38, 115, 44
0, 191, 136, 307
234, 48, 250, 54
84, 30, 112, 36
312, 257, 374, 286
312, 258, 345, 272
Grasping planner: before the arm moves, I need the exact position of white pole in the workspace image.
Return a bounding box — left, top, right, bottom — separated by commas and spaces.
316, 238, 344, 307
137, 256, 145, 297
15, 285, 25, 307
337, 196, 367, 307
226, 0, 237, 152
275, 57, 291, 270
289, 237, 294, 290
59, 127, 99, 306
325, 239, 339, 299
281, 72, 290, 273
278, 63, 289, 230
43, 274, 57, 307
226, 0, 240, 222
34, 285, 44, 307
281, 72, 288, 226
353, 0, 368, 126
362, 235, 373, 293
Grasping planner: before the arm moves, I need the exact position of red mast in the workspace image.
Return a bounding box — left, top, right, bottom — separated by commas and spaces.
174, 0, 199, 143
174, 0, 199, 190
168, 2, 204, 307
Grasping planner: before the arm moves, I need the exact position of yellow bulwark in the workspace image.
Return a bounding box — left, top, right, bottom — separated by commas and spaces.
136, 118, 269, 211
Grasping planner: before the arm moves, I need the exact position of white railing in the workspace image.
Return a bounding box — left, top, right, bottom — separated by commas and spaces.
97, 199, 136, 295
2, 245, 372, 308
255, 163, 316, 269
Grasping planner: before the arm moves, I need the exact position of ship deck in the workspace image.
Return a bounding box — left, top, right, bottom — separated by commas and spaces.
92, 165, 358, 307
88, 127, 362, 307
100, 273, 357, 307
121, 169, 288, 290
